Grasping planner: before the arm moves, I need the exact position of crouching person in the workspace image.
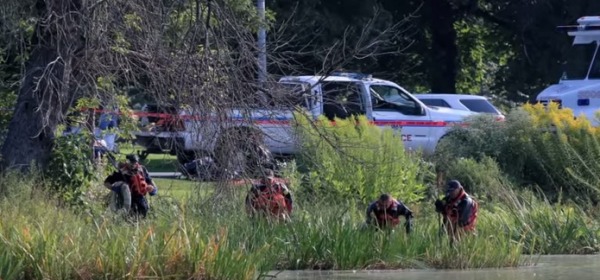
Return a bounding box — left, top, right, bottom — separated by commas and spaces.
104, 154, 157, 218
435, 180, 478, 243
366, 193, 413, 234
245, 169, 293, 222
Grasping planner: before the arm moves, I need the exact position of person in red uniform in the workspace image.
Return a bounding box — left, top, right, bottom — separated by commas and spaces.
365, 193, 413, 233
245, 169, 293, 221
435, 180, 478, 243
104, 154, 157, 218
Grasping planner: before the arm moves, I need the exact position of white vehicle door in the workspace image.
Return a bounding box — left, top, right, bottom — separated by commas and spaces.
252, 82, 315, 155
368, 84, 432, 152
321, 81, 367, 121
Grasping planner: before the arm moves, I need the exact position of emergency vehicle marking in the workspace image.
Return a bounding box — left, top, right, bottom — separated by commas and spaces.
86, 110, 464, 131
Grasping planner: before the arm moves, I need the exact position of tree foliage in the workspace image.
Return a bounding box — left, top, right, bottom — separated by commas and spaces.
2, 0, 600, 171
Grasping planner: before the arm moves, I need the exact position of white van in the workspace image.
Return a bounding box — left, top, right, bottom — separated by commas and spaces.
536, 16, 600, 125
134, 72, 475, 163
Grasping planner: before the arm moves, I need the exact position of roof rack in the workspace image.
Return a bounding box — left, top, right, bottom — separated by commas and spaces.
557, 16, 600, 32
330, 71, 373, 80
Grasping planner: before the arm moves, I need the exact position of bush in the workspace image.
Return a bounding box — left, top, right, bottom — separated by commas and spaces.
443, 156, 511, 202
434, 103, 600, 204
293, 114, 426, 206
46, 132, 97, 208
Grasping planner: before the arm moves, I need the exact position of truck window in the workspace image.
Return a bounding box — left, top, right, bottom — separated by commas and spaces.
274, 83, 312, 109
369, 85, 422, 115
459, 99, 500, 114
250, 82, 312, 109
419, 98, 451, 108
563, 42, 597, 80
322, 82, 365, 120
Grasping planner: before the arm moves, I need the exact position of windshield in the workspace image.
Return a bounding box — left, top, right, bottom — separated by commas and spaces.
563, 42, 598, 80
369, 85, 422, 115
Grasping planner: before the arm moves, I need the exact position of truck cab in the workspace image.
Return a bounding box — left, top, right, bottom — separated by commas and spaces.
279, 73, 473, 153
537, 16, 600, 125
133, 72, 474, 164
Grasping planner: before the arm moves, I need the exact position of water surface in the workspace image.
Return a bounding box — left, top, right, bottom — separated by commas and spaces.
272, 255, 600, 280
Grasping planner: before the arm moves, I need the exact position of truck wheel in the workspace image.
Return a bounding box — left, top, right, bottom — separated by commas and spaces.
176, 150, 196, 165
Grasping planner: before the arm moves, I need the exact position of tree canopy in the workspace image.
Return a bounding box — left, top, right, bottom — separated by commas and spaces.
1, 0, 599, 168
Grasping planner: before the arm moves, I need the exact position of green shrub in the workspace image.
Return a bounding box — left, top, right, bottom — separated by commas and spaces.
433, 106, 600, 204
443, 156, 511, 202
293, 114, 426, 206
46, 133, 97, 208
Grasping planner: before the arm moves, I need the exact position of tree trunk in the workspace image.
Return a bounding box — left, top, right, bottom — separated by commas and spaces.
425, 0, 458, 93
0, 0, 84, 171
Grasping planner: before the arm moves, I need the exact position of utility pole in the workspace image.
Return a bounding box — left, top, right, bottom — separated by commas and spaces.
257, 0, 267, 86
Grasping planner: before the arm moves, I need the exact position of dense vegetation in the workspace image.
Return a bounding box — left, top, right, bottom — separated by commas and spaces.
3, 1, 600, 279
2, 109, 600, 279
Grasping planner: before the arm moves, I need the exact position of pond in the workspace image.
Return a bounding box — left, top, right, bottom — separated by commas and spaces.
272, 255, 600, 280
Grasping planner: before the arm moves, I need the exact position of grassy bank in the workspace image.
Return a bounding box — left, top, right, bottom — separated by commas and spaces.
2, 173, 599, 280
4, 111, 600, 279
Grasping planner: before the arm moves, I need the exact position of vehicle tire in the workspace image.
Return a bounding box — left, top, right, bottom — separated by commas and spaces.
176, 149, 196, 166
109, 183, 132, 213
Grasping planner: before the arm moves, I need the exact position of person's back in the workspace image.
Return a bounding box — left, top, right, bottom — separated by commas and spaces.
245, 169, 292, 220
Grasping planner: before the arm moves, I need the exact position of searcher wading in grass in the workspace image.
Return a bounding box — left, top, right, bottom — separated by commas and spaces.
245, 168, 293, 222
104, 154, 158, 218
365, 193, 414, 234
435, 180, 479, 244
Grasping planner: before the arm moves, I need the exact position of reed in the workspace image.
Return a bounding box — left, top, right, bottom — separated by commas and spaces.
0, 172, 598, 279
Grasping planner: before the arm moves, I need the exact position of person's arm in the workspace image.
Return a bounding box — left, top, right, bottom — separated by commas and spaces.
434, 197, 447, 214
142, 166, 157, 196
365, 202, 376, 224
278, 183, 291, 195
279, 184, 293, 213
396, 201, 413, 220
396, 201, 414, 234
457, 198, 475, 227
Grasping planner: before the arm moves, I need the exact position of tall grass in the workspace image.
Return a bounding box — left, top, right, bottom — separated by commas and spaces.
439, 154, 600, 255
5, 173, 599, 279
3, 133, 600, 280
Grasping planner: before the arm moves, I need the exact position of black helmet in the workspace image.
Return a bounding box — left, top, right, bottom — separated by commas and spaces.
446, 180, 463, 196
126, 154, 140, 164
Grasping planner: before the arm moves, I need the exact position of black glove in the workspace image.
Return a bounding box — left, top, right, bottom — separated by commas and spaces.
405, 219, 413, 234
434, 199, 445, 214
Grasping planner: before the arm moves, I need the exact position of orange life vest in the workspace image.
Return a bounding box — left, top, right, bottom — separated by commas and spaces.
375, 201, 402, 228
130, 164, 149, 196
250, 184, 291, 216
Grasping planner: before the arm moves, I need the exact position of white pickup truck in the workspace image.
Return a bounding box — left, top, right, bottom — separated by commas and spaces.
133, 72, 474, 164
537, 16, 600, 125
